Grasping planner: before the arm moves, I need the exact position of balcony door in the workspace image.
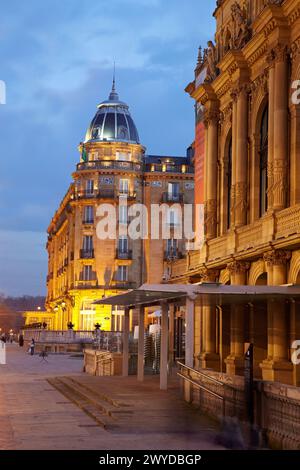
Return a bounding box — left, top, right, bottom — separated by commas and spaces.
168, 182, 180, 201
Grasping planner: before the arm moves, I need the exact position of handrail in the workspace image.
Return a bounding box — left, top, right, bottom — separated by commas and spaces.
177, 373, 224, 401
177, 361, 226, 416
177, 361, 225, 387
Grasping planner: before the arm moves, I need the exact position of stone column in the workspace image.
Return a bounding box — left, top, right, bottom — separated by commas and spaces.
160, 302, 169, 391
204, 109, 219, 240
122, 307, 130, 377
168, 304, 175, 366
225, 261, 249, 376
267, 53, 275, 211
185, 296, 195, 368
137, 306, 145, 382
272, 45, 289, 211
261, 250, 293, 385
230, 95, 238, 228
235, 85, 248, 227
199, 269, 220, 370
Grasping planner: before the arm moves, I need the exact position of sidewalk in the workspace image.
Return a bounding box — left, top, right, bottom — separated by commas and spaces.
0, 344, 223, 450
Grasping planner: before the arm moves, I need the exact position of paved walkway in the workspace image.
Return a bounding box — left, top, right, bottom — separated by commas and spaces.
0, 344, 223, 450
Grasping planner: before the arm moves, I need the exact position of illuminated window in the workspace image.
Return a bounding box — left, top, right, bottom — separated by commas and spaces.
116, 152, 131, 161
83, 206, 94, 224
85, 179, 94, 195
119, 179, 129, 194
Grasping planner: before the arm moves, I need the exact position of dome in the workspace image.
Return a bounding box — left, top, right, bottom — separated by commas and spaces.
85, 79, 140, 144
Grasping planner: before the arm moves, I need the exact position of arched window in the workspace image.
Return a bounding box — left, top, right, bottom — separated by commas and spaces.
259, 106, 268, 216
227, 138, 232, 229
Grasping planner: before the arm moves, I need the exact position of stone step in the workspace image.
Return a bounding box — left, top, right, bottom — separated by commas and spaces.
58, 377, 128, 419
47, 378, 112, 429
66, 377, 127, 409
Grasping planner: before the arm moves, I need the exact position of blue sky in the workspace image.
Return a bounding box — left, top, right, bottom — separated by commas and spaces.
0, 0, 216, 296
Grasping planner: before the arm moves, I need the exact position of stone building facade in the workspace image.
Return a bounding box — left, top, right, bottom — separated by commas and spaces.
46, 83, 194, 331
169, 0, 300, 386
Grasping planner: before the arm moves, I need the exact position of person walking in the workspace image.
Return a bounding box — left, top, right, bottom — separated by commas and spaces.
29, 338, 35, 356
19, 334, 24, 347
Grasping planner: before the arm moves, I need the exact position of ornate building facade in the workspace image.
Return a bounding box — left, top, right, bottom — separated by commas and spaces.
169, 0, 300, 386
45, 82, 194, 331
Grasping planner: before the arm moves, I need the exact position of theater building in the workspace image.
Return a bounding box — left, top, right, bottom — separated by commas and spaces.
45, 81, 194, 331
166, 0, 300, 387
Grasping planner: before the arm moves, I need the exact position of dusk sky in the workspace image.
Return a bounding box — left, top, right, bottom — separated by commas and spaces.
0, 0, 216, 296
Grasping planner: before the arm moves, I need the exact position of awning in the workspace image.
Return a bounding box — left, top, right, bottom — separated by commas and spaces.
94, 283, 300, 308
94, 288, 187, 308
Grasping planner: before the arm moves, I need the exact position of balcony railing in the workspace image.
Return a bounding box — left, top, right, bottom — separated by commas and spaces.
80, 249, 95, 259
82, 219, 94, 225
76, 160, 142, 172
111, 280, 136, 290
117, 191, 136, 200
116, 249, 133, 260
162, 192, 184, 203
164, 250, 184, 261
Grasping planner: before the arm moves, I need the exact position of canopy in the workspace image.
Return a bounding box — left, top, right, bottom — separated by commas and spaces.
94, 283, 300, 308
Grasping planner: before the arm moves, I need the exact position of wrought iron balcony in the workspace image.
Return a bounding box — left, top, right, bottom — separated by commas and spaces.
164, 250, 184, 261
111, 280, 136, 290
80, 249, 95, 259
82, 219, 94, 225
98, 189, 115, 199
162, 192, 184, 203
76, 160, 142, 172
117, 191, 137, 200
116, 249, 133, 260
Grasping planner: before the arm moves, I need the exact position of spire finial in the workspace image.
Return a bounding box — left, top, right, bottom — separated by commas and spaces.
112, 61, 116, 92
109, 61, 119, 101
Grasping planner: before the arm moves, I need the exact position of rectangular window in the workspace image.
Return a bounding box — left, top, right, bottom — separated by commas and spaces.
116, 152, 131, 162
86, 179, 94, 195
168, 182, 180, 200
83, 206, 94, 224
119, 179, 129, 194
83, 235, 93, 251
167, 238, 177, 255
83, 265, 93, 281
118, 236, 128, 253
117, 266, 128, 282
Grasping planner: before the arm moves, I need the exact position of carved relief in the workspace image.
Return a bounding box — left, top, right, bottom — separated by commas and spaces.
205, 199, 217, 239
230, 2, 251, 50
264, 250, 291, 267
227, 261, 250, 275
235, 182, 248, 223
205, 41, 219, 82
272, 159, 288, 209
198, 267, 219, 282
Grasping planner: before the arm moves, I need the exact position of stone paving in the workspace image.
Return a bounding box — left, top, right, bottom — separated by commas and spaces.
0, 344, 223, 450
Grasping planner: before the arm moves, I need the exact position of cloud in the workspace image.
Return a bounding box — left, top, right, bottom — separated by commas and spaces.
0, 0, 216, 294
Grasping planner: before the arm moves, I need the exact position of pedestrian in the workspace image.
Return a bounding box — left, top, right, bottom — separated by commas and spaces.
19, 334, 24, 347
29, 338, 35, 356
